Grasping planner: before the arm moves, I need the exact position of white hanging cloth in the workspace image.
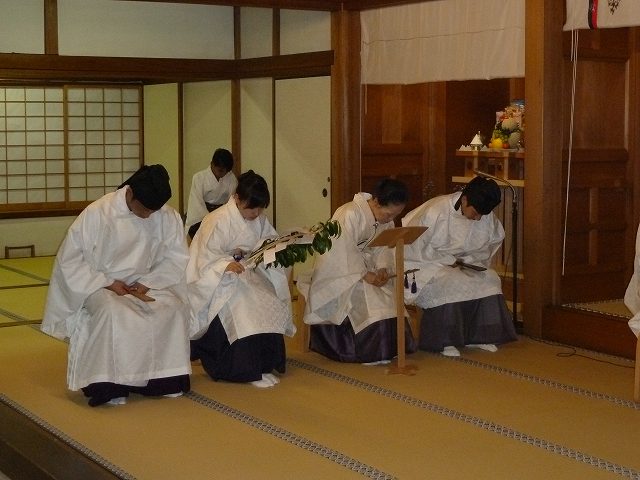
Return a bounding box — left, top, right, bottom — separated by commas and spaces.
360, 0, 524, 85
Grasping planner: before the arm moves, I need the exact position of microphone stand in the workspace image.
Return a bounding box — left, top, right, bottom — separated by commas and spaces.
473, 170, 519, 329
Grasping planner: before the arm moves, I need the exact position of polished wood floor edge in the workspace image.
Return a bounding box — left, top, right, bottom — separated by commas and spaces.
544, 305, 636, 358
0, 396, 131, 480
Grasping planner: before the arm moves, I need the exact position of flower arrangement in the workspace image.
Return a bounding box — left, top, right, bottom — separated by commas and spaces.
245, 220, 342, 269
491, 102, 524, 149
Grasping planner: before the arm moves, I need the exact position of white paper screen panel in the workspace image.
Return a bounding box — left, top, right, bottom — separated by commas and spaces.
0, 0, 44, 54
58, 0, 234, 59
240, 7, 273, 59
280, 9, 331, 55
0, 86, 141, 207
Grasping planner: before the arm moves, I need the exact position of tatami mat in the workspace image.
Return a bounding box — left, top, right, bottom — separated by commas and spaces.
0, 286, 48, 322
0, 257, 54, 281
0, 270, 46, 289
1, 256, 639, 479
1, 325, 639, 480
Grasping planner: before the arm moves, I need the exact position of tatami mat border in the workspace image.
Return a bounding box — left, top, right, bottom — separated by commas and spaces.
0, 319, 41, 328
563, 299, 632, 319
0, 283, 48, 290
185, 391, 397, 480
0, 307, 29, 323
434, 353, 640, 410
0, 394, 136, 480
0, 264, 49, 284
287, 359, 640, 479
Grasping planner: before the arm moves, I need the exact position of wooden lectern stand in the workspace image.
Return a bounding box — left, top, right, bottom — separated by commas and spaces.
369, 226, 427, 375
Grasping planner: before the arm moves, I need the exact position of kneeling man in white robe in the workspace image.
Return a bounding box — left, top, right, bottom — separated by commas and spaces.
402, 176, 517, 357
42, 165, 191, 407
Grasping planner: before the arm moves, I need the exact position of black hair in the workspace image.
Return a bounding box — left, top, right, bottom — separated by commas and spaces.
236, 170, 270, 209
211, 148, 234, 172
455, 176, 501, 215
118, 164, 171, 210
372, 178, 409, 206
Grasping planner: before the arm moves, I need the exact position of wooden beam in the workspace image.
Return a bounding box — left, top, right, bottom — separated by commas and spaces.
235, 50, 333, 79
115, 0, 436, 11
0, 51, 333, 83
343, 0, 438, 10
125, 0, 343, 10
0, 53, 235, 83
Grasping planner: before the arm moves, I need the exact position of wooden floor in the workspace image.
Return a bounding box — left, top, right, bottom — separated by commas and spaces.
1, 257, 640, 480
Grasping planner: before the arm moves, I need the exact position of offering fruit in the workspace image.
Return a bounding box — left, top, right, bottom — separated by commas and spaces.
490, 137, 503, 149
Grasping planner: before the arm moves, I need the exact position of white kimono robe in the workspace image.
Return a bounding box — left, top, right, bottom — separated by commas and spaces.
302, 193, 399, 334
186, 197, 294, 342
41, 187, 192, 391
624, 223, 640, 336
402, 192, 505, 309
185, 168, 238, 233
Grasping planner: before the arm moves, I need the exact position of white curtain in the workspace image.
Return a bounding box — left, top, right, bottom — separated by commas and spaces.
361, 0, 524, 85
564, 0, 640, 31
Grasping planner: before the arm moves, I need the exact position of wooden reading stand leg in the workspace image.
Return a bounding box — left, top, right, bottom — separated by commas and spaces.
387, 238, 417, 376
634, 335, 640, 403
299, 295, 310, 353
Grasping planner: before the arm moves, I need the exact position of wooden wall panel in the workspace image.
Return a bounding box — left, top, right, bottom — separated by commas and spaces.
361, 143, 423, 216
361, 85, 384, 146
445, 79, 513, 192
361, 84, 430, 211
544, 306, 636, 359
559, 35, 634, 304
564, 61, 627, 148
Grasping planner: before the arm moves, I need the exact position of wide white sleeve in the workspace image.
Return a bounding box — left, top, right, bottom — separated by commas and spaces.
305, 207, 368, 312
41, 209, 112, 339
138, 209, 190, 290
185, 172, 209, 230
460, 215, 505, 266
257, 218, 291, 303
224, 172, 238, 199
403, 202, 455, 267
186, 213, 238, 328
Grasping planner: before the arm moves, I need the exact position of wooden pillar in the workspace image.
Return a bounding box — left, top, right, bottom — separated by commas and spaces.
331, 10, 361, 211
523, 0, 565, 335
44, 0, 58, 55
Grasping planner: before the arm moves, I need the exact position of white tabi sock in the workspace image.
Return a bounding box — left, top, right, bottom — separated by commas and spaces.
163, 392, 183, 398
361, 359, 392, 366
466, 344, 498, 352
263, 373, 280, 385
250, 378, 274, 388
441, 346, 461, 357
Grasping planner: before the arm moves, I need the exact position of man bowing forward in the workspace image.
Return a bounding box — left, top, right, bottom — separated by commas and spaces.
42, 165, 191, 407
